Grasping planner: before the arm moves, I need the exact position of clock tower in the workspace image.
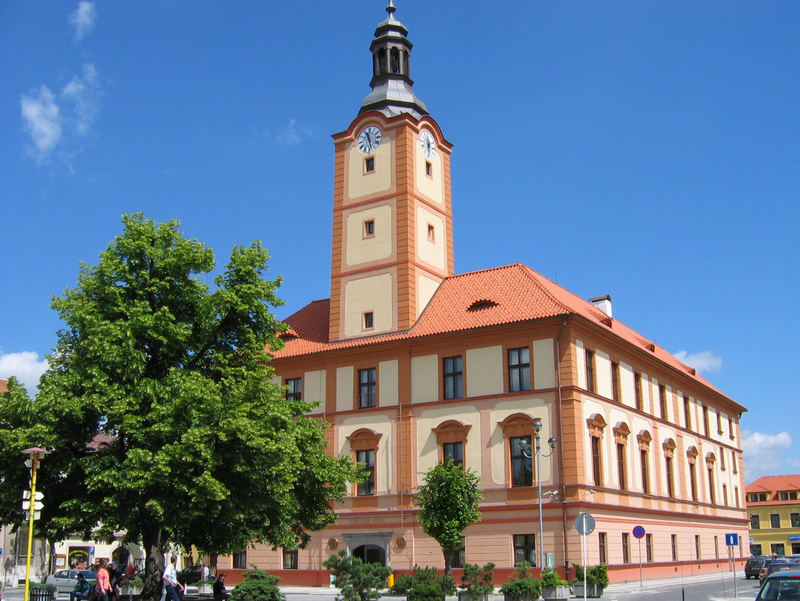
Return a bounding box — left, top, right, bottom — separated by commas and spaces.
329, 1, 454, 342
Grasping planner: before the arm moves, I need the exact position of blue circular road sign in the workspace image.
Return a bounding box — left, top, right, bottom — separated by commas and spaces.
632, 525, 646, 539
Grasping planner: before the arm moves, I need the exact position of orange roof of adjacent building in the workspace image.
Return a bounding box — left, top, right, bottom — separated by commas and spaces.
0, 379, 7, 393
746, 475, 800, 497
273, 263, 739, 407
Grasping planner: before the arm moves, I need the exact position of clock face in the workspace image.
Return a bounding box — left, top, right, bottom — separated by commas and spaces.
420, 130, 437, 159
357, 126, 382, 154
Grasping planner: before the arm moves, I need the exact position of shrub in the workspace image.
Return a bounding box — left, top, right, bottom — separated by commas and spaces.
499, 562, 540, 600
539, 568, 567, 588
229, 569, 284, 601
570, 563, 608, 588
390, 573, 415, 595
460, 563, 495, 594
323, 550, 391, 601
406, 566, 456, 601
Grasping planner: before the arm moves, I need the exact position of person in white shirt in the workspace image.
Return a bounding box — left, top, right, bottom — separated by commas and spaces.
162, 556, 183, 601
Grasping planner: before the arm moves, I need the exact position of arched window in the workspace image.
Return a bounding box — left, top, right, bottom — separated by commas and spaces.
637, 430, 652, 494
403, 50, 409, 76
587, 414, 607, 487
347, 428, 383, 496
613, 423, 630, 491
433, 420, 472, 466
686, 446, 699, 501
499, 413, 541, 487
662, 438, 676, 497
390, 47, 400, 74
377, 48, 388, 74
706, 452, 717, 504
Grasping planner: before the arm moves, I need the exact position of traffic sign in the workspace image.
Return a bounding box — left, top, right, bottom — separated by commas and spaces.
632, 525, 646, 539
725, 533, 739, 546
574, 512, 595, 535
22, 491, 43, 501
22, 500, 44, 511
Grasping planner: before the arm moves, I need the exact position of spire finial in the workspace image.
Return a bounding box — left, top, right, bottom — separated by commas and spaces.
386, 0, 396, 16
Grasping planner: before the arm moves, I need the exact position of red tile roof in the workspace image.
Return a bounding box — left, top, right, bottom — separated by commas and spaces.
0, 379, 7, 393
746, 475, 800, 495
273, 263, 738, 406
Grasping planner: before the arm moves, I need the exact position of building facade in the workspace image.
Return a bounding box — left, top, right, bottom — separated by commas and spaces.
219, 3, 749, 586
746, 475, 800, 557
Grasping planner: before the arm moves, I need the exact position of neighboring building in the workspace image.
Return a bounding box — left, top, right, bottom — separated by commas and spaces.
221, 2, 749, 585
746, 475, 800, 556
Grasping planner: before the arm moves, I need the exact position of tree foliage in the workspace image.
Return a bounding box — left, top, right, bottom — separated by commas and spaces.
229, 569, 284, 601
415, 459, 482, 574
0, 214, 361, 600
323, 550, 392, 601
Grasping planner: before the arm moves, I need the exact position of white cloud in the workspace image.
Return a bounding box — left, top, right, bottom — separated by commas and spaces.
62, 63, 99, 135
674, 349, 722, 374
20, 86, 62, 158
70, 1, 97, 41
0, 350, 49, 394
742, 430, 793, 482
275, 118, 314, 145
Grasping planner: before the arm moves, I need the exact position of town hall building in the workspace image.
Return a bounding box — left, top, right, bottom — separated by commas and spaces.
223, 2, 749, 584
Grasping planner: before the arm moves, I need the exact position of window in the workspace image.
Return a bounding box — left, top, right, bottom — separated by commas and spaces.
714, 536, 719, 560
794, 543, 800, 555
720, 446, 726, 470
622, 532, 630, 564
508, 347, 531, 392
443, 441, 463, 466
703, 405, 710, 437
233, 550, 247, 569
780, 492, 789, 500
735, 486, 740, 508
285, 377, 302, 401
513, 534, 536, 567
364, 157, 375, 174
728, 416, 735, 439
751, 544, 763, 556
716, 410, 723, 435
611, 362, 620, 402
751, 514, 760, 530
282, 549, 298, 570
772, 543, 786, 556
510, 436, 533, 487
443, 356, 463, 399
445, 538, 465, 569
356, 449, 375, 496
665, 456, 674, 497
585, 350, 595, 393
791, 513, 800, 528
659, 385, 668, 420
363, 311, 374, 330
695, 535, 701, 560
645, 534, 653, 562
425, 161, 432, 177
427, 223, 435, 242
358, 368, 376, 408
616, 442, 627, 491
591, 436, 603, 487
723, 484, 728, 506
671, 534, 678, 561
683, 396, 691, 429
771, 514, 781, 528
634, 372, 643, 411
732, 451, 738, 474
599, 532, 607, 565
707, 466, 715, 504
364, 219, 375, 237
688, 461, 697, 502
640, 449, 650, 494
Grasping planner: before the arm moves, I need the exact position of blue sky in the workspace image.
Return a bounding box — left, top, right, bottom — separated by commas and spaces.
2, 1, 798, 483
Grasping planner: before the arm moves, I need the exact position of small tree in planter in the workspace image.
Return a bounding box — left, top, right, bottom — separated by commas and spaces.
458, 563, 495, 601
323, 551, 391, 601
499, 562, 540, 601
120, 574, 145, 596
229, 569, 285, 601
406, 566, 456, 601
539, 569, 569, 601
571, 564, 608, 598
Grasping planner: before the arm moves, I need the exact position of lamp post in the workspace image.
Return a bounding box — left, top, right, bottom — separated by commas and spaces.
519, 420, 557, 571
21, 447, 47, 601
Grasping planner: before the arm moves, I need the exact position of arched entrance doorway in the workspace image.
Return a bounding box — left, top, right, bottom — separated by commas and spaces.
352, 544, 386, 565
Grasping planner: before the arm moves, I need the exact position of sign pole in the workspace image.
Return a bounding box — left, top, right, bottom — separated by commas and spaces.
638, 538, 642, 587
582, 514, 587, 601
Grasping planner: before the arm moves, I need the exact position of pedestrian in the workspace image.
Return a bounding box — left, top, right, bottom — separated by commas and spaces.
212, 573, 230, 601
162, 556, 183, 601
95, 559, 113, 601
71, 573, 92, 601
201, 562, 209, 582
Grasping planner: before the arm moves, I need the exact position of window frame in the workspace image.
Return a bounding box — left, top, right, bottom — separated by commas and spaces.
285, 377, 302, 401
513, 534, 537, 567
585, 349, 595, 393
233, 550, 247, 570
443, 355, 463, 400
282, 548, 299, 570
356, 448, 376, 496
358, 367, 377, 409
508, 346, 531, 393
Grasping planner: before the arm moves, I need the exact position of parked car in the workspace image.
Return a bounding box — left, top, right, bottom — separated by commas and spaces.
760, 558, 800, 584
177, 564, 203, 586
755, 568, 800, 600
45, 569, 97, 593
747, 556, 771, 579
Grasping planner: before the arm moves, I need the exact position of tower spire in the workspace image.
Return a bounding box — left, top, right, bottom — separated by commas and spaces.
359, 1, 428, 118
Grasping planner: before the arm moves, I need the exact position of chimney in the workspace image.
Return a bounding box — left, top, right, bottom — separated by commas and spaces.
589, 295, 612, 318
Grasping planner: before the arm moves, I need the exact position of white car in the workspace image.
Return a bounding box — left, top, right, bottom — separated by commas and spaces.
45, 569, 97, 593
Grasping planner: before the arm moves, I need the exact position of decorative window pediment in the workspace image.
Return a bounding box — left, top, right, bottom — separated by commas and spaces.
347, 428, 383, 451
662, 438, 676, 458
586, 413, 607, 438
637, 430, 652, 450
613, 422, 631, 444
433, 420, 472, 444
499, 413, 541, 438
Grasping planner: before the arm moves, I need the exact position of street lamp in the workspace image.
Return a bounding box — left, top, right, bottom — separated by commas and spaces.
519, 420, 557, 571
21, 447, 47, 601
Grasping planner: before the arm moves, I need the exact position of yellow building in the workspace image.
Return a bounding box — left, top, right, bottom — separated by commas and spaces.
747, 475, 800, 556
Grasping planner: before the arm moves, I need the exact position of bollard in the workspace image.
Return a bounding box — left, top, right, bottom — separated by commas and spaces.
387, 573, 394, 589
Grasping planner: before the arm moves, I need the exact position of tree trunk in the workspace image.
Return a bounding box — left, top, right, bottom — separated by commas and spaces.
141, 527, 166, 601
443, 549, 451, 576
210, 553, 218, 574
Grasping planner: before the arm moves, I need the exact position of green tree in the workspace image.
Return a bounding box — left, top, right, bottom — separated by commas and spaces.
0, 214, 361, 600
415, 459, 482, 575
323, 550, 391, 601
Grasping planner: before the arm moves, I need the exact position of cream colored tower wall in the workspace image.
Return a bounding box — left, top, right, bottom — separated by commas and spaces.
411, 354, 438, 403
415, 206, 446, 270
304, 369, 326, 406
417, 406, 481, 476
466, 346, 502, 397
415, 130, 444, 205
345, 204, 393, 265
595, 350, 611, 398
533, 338, 555, 389
346, 130, 393, 201
416, 274, 440, 318
620, 361, 635, 408
490, 398, 554, 485
576, 339, 586, 389
379, 360, 399, 407
343, 272, 394, 337
339, 415, 393, 493
336, 366, 354, 412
